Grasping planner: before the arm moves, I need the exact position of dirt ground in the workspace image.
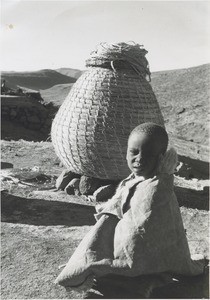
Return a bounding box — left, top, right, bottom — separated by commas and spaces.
1, 140, 209, 299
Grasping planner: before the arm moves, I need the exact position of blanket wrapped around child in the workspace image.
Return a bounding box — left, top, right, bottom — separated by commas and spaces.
55, 149, 205, 289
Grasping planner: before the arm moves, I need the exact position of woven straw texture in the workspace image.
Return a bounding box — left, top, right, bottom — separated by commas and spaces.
51, 43, 164, 180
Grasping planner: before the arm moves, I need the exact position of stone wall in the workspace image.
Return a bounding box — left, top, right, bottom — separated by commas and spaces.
1, 95, 51, 133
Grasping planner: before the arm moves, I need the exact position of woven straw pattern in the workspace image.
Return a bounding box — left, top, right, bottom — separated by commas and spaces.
51, 66, 164, 180
86, 42, 150, 79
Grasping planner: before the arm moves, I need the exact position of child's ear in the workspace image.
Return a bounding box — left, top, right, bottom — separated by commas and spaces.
126, 151, 129, 161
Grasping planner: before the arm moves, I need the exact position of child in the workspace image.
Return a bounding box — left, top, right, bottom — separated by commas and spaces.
55, 122, 205, 297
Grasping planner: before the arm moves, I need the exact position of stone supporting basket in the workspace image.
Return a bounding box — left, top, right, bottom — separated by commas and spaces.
51, 42, 164, 180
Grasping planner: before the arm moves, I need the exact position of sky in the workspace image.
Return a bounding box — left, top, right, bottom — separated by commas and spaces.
1, 0, 210, 72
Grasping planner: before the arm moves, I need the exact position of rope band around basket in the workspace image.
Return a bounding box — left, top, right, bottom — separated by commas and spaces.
86, 42, 151, 81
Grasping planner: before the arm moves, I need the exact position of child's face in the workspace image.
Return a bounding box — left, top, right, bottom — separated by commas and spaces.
126, 132, 162, 178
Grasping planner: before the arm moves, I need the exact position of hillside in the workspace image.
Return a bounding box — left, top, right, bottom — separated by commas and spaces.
151, 64, 210, 145
56, 68, 83, 79
1, 69, 76, 91
40, 83, 74, 107
40, 63, 210, 145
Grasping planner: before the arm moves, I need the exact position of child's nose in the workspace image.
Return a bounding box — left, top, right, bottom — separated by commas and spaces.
135, 154, 143, 162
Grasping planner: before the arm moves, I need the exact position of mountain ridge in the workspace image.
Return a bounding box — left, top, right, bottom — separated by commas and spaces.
1, 69, 76, 91
56, 68, 83, 79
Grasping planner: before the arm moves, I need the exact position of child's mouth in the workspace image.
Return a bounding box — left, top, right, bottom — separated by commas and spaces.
133, 162, 141, 167
132, 162, 146, 173
133, 164, 143, 170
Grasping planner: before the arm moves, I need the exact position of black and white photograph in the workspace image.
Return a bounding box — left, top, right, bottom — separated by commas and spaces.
1, 0, 209, 299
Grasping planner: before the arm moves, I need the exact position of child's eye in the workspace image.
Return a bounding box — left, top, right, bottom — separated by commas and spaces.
130, 149, 139, 155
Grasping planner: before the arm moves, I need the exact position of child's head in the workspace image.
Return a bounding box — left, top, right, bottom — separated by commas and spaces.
126, 122, 168, 178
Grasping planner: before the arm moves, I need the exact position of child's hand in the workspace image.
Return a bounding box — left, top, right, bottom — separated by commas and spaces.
157, 148, 178, 175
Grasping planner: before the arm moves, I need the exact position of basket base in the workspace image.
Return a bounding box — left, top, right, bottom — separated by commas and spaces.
56, 169, 120, 197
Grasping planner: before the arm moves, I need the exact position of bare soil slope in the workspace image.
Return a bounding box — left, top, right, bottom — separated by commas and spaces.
151, 64, 210, 145
40, 83, 74, 106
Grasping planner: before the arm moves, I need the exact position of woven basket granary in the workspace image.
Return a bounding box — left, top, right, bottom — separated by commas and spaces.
51, 42, 165, 180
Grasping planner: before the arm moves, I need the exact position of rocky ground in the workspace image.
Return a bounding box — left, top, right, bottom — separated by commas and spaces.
1, 139, 209, 299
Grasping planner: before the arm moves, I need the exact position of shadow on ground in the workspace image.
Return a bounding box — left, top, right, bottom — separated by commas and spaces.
82, 271, 209, 299
1, 192, 96, 226
1, 161, 14, 169
175, 186, 209, 210
151, 272, 209, 299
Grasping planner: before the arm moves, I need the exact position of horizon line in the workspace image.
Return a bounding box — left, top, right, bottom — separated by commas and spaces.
1, 62, 210, 74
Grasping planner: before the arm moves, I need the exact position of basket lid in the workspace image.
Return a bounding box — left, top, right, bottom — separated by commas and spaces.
86, 42, 151, 79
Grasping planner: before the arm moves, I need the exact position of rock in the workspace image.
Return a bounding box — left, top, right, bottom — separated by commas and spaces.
27, 115, 40, 124
93, 184, 118, 202
1, 107, 10, 116
79, 176, 102, 195
45, 118, 53, 126
19, 115, 27, 124
27, 123, 42, 130
65, 178, 80, 195
23, 120, 29, 128
177, 107, 185, 114
55, 170, 80, 190
10, 109, 17, 119
79, 176, 120, 196
64, 184, 74, 195
2, 106, 10, 112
